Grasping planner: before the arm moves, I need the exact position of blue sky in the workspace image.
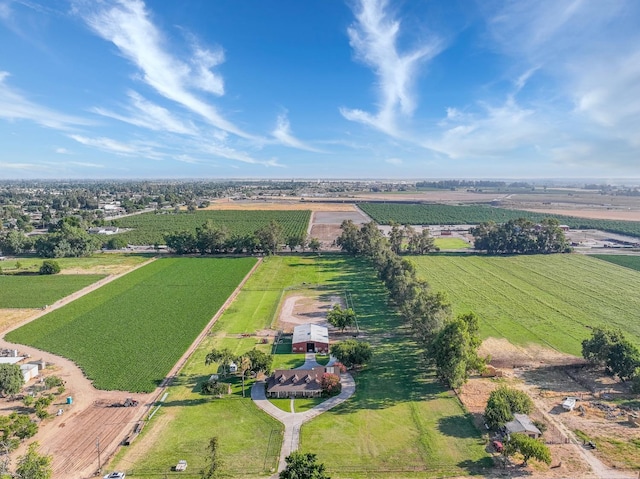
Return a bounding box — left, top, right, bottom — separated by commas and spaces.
1, 0, 640, 180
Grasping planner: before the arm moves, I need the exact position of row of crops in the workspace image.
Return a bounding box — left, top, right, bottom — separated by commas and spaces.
0, 274, 105, 308
6, 257, 257, 392
411, 254, 640, 355
359, 203, 640, 238
109, 210, 311, 245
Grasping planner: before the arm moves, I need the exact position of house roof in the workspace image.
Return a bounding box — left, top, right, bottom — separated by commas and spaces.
292, 324, 329, 344
505, 413, 541, 436
266, 367, 330, 394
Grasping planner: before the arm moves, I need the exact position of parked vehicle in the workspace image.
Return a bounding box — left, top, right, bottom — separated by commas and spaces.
103, 472, 125, 479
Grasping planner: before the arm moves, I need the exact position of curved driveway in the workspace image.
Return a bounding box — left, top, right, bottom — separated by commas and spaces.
251, 363, 355, 474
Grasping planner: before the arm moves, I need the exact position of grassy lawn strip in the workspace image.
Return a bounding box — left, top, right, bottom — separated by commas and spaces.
434, 237, 471, 250
6, 257, 257, 392
411, 254, 640, 354
0, 274, 105, 308
0, 253, 152, 274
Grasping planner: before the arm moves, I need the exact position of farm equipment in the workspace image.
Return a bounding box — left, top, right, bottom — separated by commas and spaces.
123, 398, 139, 407
112, 398, 139, 407
175, 460, 188, 471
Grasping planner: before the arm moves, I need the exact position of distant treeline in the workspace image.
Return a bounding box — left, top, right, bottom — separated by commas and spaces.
415, 180, 530, 189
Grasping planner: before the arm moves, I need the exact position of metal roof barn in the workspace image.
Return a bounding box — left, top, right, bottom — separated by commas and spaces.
292, 324, 329, 353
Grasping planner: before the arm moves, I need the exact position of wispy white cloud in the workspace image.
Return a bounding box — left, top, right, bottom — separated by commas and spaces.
341, 0, 441, 136
478, 0, 640, 168
272, 112, 322, 152
67, 161, 105, 168
427, 97, 545, 159
0, 2, 11, 20
76, 0, 254, 139
0, 161, 42, 170
0, 71, 90, 129
69, 134, 142, 155
385, 157, 402, 165
55, 147, 70, 154
92, 90, 197, 135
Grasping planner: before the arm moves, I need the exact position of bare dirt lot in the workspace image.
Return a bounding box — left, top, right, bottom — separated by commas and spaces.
458, 338, 640, 478
275, 291, 344, 333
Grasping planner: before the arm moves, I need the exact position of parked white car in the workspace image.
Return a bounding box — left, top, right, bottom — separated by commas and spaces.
104, 472, 125, 479
562, 397, 577, 411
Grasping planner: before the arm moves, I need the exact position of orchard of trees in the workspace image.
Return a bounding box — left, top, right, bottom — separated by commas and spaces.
336, 220, 485, 388
471, 218, 571, 254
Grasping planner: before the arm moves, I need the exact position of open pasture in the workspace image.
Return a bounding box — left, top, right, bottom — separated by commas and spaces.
0, 253, 151, 275
411, 254, 640, 355
111, 255, 489, 478
110, 210, 311, 245
0, 274, 105, 308
359, 203, 640, 238
433, 237, 470, 250
592, 254, 640, 272
5, 257, 257, 392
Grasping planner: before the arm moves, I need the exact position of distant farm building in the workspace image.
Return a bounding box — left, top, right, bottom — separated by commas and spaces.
504, 413, 541, 439
559, 225, 570, 232
292, 324, 329, 353
266, 366, 341, 398
20, 363, 39, 383
88, 226, 120, 235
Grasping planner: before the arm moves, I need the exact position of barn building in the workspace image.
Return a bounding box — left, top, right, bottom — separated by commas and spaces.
292, 324, 329, 353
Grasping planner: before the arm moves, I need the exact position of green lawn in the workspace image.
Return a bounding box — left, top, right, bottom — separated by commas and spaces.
592, 254, 640, 272
434, 237, 471, 250
0, 274, 105, 308
0, 253, 152, 274
299, 257, 490, 478
410, 254, 640, 355
6, 257, 257, 392
110, 255, 490, 478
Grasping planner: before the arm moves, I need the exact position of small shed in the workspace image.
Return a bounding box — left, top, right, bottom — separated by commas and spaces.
504, 413, 542, 439
292, 324, 329, 353
20, 363, 39, 383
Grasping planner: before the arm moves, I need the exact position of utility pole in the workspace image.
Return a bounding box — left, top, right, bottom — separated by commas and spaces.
96, 437, 102, 474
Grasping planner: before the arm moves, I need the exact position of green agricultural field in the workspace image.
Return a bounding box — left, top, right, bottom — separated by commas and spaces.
592, 254, 640, 272
0, 274, 105, 308
0, 253, 152, 274
433, 237, 471, 250
410, 254, 640, 355
110, 255, 489, 478
359, 202, 640, 238
109, 210, 311, 245
6, 257, 257, 392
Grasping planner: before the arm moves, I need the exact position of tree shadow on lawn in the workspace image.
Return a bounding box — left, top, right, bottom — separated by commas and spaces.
160, 397, 210, 408
457, 458, 497, 476
438, 414, 484, 439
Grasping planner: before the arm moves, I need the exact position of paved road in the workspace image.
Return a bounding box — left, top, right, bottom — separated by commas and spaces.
251, 371, 355, 474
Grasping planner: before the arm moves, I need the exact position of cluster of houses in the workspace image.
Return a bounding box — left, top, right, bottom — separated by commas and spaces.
265, 323, 340, 398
